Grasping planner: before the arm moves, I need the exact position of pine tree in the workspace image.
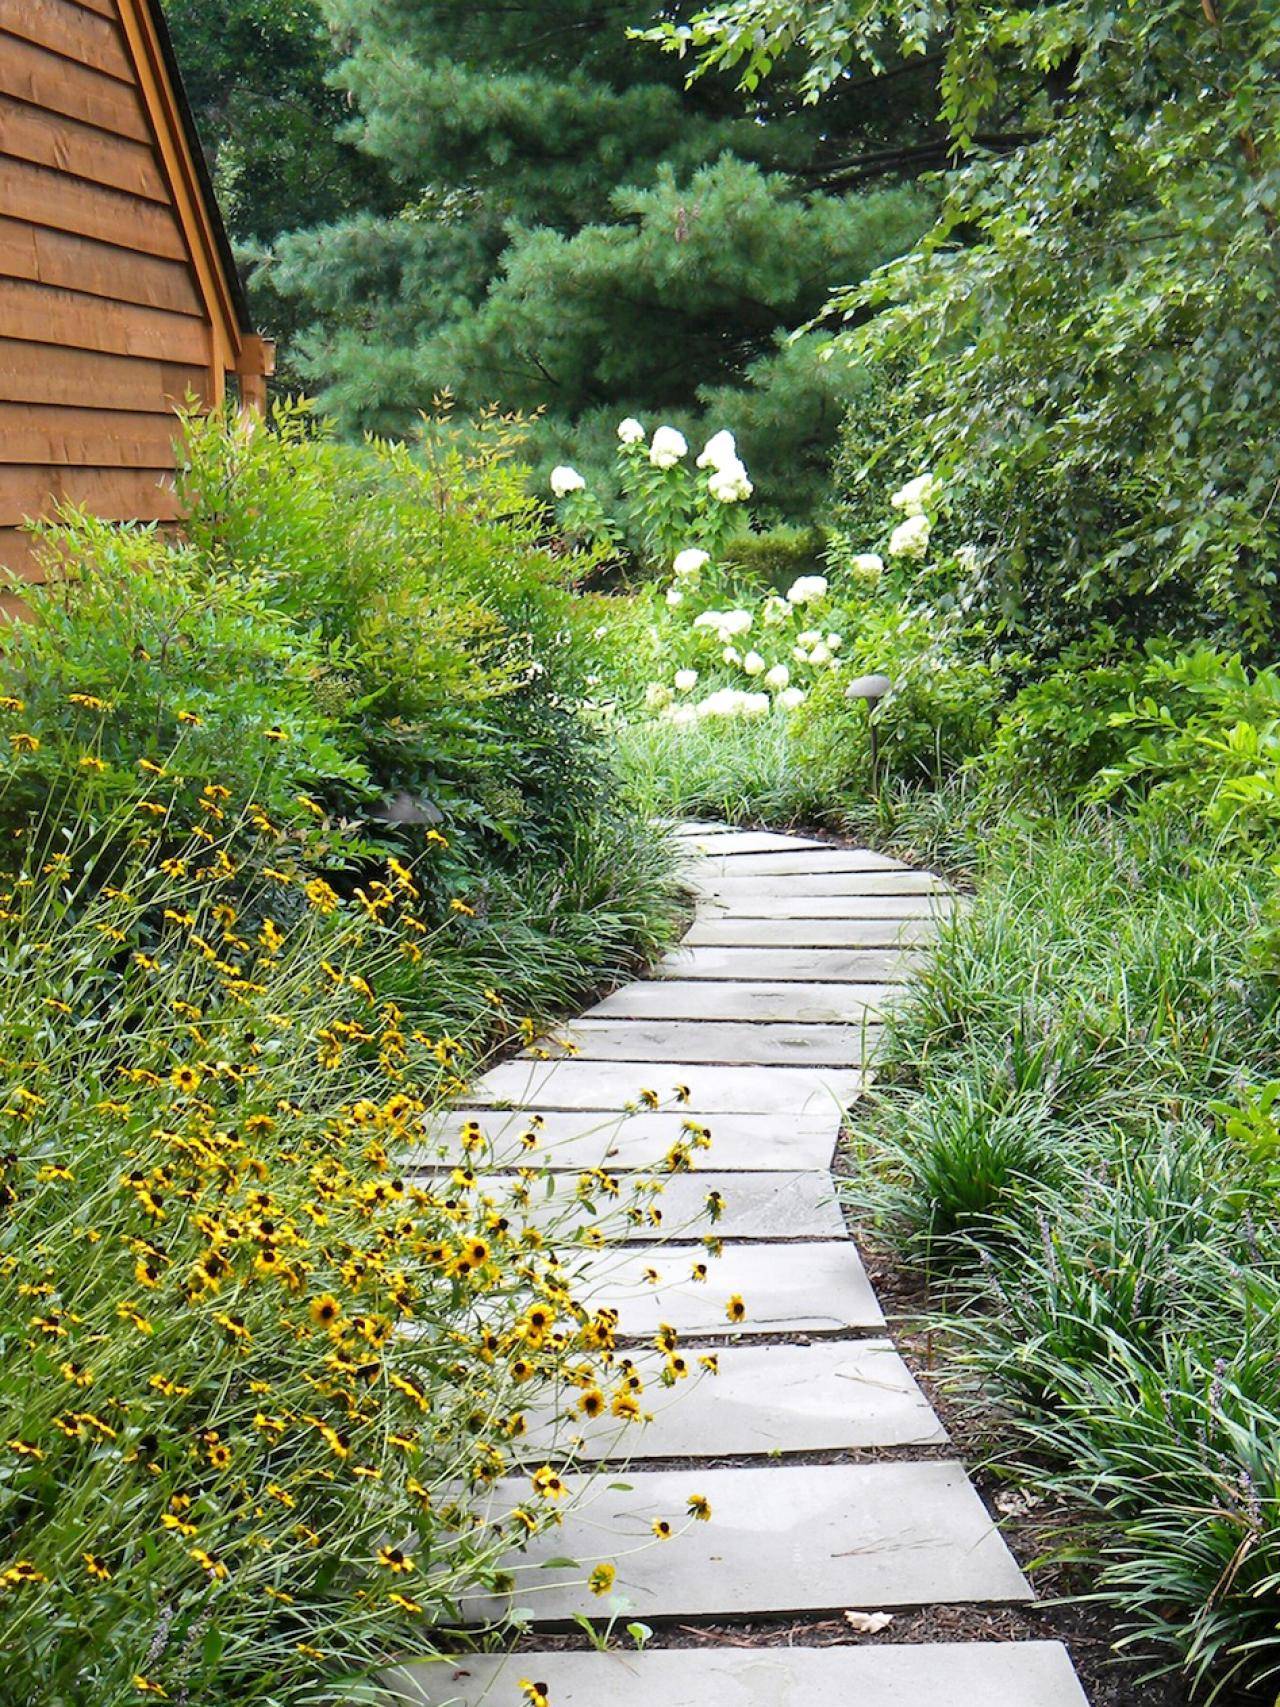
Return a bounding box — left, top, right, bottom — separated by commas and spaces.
260, 0, 935, 509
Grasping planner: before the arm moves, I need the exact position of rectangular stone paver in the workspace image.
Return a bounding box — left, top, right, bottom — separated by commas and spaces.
463, 1461, 1031, 1623
674, 828, 826, 853
411, 1108, 841, 1171
697, 851, 943, 879
695, 873, 954, 903
696, 892, 961, 921
545, 1018, 873, 1067
586, 979, 894, 1025
466, 1059, 863, 1114
685, 916, 936, 948
526, 1338, 943, 1459
579, 1239, 883, 1337
392, 1643, 1088, 1707
414, 1170, 844, 1242
657, 946, 921, 983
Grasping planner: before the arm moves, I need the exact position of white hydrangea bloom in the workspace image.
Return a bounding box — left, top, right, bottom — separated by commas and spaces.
695, 687, 769, 721
826, 633, 843, 651
696, 429, 737, 471
741, 650, 766, 676
692, 610, 723, 630
649, 425, 688, 469
764, 663, 790, 691
777, 686, 806, 711
742, 692, 770, 718
674, 668, 699, 692
617, 417, 645, 444
666, 586, 684, 607
717, 609, 753, 638
668, 702, 697, 725
550, 465, 585, 497
786, 575, 828, 606
809, 642, 831, 667
673, 548, 710, 578
761, 594, 791, 627
797, 629, 822, 647
708, 458, 753, 503
889, 513, 932, 559
793, 645, 810, 664
890, 472, 937, 516
850, 552, 884, 577
644, 682, 672, 710
722, 646, 741, 666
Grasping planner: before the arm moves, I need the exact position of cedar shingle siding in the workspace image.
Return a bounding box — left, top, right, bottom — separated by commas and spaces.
0, 0, 268, 594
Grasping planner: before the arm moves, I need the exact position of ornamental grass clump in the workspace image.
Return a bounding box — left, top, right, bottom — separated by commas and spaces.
0, 776, 691, 1703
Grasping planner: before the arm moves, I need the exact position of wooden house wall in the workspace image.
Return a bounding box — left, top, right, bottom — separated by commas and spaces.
0, 0, 224, 586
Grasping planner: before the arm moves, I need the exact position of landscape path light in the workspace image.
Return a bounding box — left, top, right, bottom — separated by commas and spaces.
844, 672, 893, 793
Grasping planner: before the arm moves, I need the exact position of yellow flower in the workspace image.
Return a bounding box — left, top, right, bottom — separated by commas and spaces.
725, 1293, 747, 1324
376, 1545, 415, 1575
651, 1519, 672, 1540
8, 733, 39, 753
190, 1548, 227, 1580
588, 1561, 616, 1596
83, 1553, 111, 1580
389, 1591, 423, 1613
519, 1683, 550, 1707
170, 1064, 201, 1094
687, 1493, 712, 1522
133, 1678, 168, 1698
309, 1293, 342, 1330
177, 709, 202, 725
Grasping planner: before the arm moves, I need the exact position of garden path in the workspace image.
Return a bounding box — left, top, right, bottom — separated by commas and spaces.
397, 827, 1089, 1706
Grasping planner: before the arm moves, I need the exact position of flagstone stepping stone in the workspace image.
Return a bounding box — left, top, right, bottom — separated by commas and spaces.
697, 849, 937, 878
465, 1059, 863, 1115
695, 873, 955, 902
579, 1240, 883, 1338
422, 1170, 843, 1243
526, 1338, 943, 1460
675, 828, 827, 854
698, 897, 951, 928
412, 1107, 842, 1172
392, 1641, 1088, 1707
463, 1461, 1031, 1623
703, 894, 955, 921
685, 916, 935, 948
695, 891, 961, 921
543, 1018, 873, 1068
585, 979, 892, 1025
657, 946, 920, 983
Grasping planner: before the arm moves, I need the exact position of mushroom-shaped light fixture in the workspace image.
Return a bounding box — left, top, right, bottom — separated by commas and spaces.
844, 673, 893, 790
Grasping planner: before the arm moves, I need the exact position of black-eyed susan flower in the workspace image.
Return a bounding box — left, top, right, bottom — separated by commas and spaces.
687, 1493, 712, 1522
725, 1293, 747, 1323
519, 1682, 550, 1707
651, 1519, 672, 1540
375, 1545, 415, 1575
83, 1553, 111, 1581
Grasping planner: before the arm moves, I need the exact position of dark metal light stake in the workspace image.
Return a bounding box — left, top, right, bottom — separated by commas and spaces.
844, 673, 893, 794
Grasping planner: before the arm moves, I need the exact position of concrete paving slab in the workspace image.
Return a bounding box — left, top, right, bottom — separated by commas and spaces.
543, 1018, 875, 1068
465, 1059, 864, 1115
416, 1170, 844, 1242
675, 829, 827, 854
685, 917, 935, 949
461, 1461, 1032, 1622
392, 1643, 1087, 1707
579, 1239, 883, 1338
698, 897, 952, 927
698, 851, 944, 879
694, 873, 957, 902
526, 1338, 944, 1460
694, 892, 961, 920
585, 980, 894, 1025
410, 1108, 841, 1171
656, 946, 921, 983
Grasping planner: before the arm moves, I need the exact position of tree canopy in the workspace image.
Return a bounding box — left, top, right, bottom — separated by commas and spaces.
659, 0, 1280, 648
252, 0, 936, 509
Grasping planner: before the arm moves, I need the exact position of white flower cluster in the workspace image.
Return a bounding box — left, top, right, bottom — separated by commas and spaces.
617, 417, 645, 444
649, 425, 688, 469
673, 548, 709, 579
550, 465, 585, 498
793, 629, 843, 667
887, 471, 936, 559
786, 575, 828, 607
693, 607, 753, 643
697, 428, 754, 504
